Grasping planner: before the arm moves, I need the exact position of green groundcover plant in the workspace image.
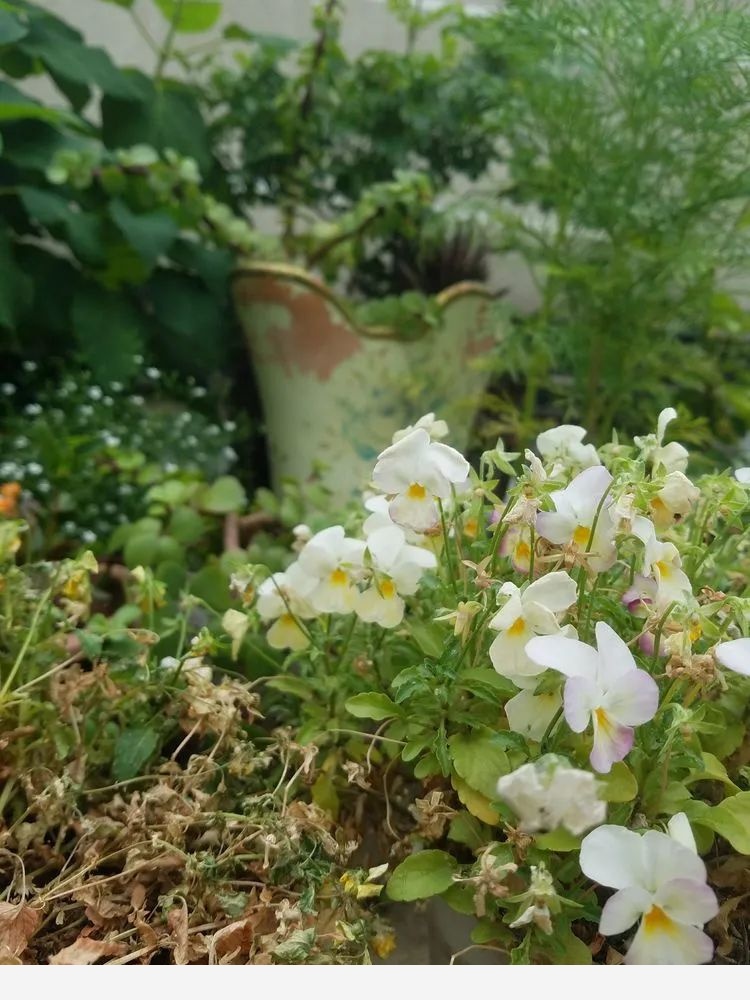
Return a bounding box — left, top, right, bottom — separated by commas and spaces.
223, 411, 750, 964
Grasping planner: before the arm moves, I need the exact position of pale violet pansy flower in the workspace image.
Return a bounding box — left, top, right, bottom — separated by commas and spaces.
488, 572, 578, 687
296, 525, 366, 614
536, 424, 600, 476
256, 563, 317, 650
714, 637, 750, 677
526, 622, 659, 773
497, 755, 606, 836
372, 427, 470, 533
579, 820, 718, 964
356, 525, 437, 628
535, 465, 616, 572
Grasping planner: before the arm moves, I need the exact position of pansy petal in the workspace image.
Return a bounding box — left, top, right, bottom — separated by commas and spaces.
601, 668, 659, 726
366, 525, 405, 571
599, 886, 652, 936
590, 711, 633, 773
489, 590, 525, 632
625, 915, 714, 965
427, 440, 470, 494
639, 830, 707, 887
389, 493, 440, 533
655, 878, 719, 927
524, 571, 578, 613
667, 813, 697, 854
563, 674, 597, 732
535, 510, 574, 545
594, 621, 636, 684
715, 637, 750, 677
562, 465, 613, 521
373, 428, 430, 493
489, 628, 539, 680
505, 688, 562, 741
525, 634, 600, 679
579, 825, 646, 889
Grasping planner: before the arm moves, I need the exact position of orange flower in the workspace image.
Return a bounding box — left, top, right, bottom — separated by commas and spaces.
0, 482, 21, 517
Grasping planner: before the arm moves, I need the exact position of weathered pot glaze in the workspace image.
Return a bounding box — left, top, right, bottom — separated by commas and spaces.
233, 262, 500, 505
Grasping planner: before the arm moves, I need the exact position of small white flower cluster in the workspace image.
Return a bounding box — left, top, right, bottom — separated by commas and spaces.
496, 755, 606, 836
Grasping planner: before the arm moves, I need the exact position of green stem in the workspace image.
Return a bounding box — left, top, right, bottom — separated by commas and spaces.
0, 587, 53, 698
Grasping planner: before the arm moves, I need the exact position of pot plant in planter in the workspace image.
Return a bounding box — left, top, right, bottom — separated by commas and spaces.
203, 2, 505, 503
222, 410, 750, 964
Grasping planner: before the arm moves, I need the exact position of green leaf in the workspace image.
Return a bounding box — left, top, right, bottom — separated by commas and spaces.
409, 620, 445, 659
71, 285, 145, 382
0, 11, 28, 46
533, 827, 581, 852
311, 772, 339, 819
123, 532, 162, 569
102, 78, 210, 170
154, 0, 222, 33
266, 676, 315, 701
189, 564, 231, 611
167, 506, 206, 545
112, 726, 160, 781
598, 761, 638, 803
687, 792, 750, 854
198, 476, 247, 514
147, 269, 229, 375
345, 692, 400, 721
386, 850, 458, 902
109, 199, 179, 268
685, 752, 741, 793
449, 728, 510, 800
448, 811, 488, 851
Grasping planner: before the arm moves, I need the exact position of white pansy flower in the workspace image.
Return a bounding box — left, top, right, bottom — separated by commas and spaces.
222, 608, 249, 659
735, 467, 750, 485
632, 516, 692, 609
296, 525, 366, 614
714, 637, 750, 677
650, 471, 700, 528
256, 563, 317, 650
536, 424, 600, 476
392, 412, 449, 443
372, 427, 470, 533
488, 572, 578, 687
635, 408, 689, 474
535, 466, 616, 572
356, 525, 437, 628
505, 688, 562, 742
496, 755, 606, 836
580, 822, 718, 964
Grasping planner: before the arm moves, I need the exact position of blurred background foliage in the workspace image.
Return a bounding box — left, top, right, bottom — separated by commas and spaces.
1, 0, 750, 561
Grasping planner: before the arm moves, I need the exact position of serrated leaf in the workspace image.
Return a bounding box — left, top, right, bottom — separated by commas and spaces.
386, 850, 458, 902
109, 199, 178, 268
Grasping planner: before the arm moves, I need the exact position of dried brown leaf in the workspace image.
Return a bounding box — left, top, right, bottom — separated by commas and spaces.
167, 900, 189, 965
209, 918, 254, 964
49, 935, 127, 965
0, 902, 42, 958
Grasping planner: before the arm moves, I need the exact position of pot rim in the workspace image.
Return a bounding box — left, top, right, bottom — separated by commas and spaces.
232, 259, 499, 341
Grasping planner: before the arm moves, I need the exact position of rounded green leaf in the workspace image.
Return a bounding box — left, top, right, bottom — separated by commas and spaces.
345, 692, 400, 721
386, 850, 458, 902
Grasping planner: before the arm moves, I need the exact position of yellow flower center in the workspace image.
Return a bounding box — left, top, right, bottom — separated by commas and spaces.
689, 621, 703, 643
407, 482, 427, 500
655, 560, 672, 579
650, 496, 667, 513
643, 905, 675, 937
279, 613, 295, 626
330, 568, 348, 586
463, 517, 478, 539
594, 707, 614, 735
515, 540, 530, 561
508, 616, 526, 637
379, 579, 396, 599
573, 525, 592, 547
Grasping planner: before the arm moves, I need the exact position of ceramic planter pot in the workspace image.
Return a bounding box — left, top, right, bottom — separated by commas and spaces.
233, 262, 500, 506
